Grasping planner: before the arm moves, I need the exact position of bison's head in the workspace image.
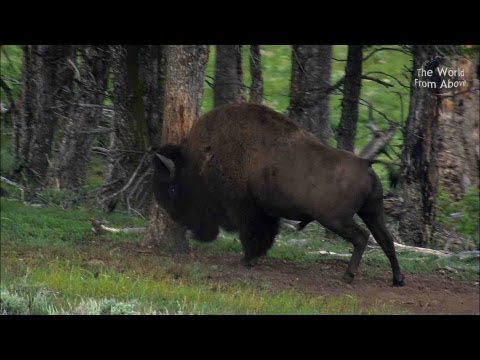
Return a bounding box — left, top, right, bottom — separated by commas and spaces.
153, 145, 219, 242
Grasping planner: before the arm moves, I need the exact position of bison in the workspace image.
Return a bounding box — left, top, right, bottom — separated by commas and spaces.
153, 103, 405, 286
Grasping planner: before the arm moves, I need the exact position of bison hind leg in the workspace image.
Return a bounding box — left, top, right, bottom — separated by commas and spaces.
238, 206, 280, 268
317, 217, 370, 284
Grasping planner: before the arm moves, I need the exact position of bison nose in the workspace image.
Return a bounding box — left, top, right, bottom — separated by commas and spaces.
185, 230, 194, 240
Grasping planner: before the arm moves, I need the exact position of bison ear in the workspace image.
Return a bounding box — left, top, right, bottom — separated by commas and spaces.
154, 153, 176, 182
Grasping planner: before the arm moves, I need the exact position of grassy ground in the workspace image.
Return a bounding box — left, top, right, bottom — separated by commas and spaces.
0, 200, 386, 314
2, 200, 478, 315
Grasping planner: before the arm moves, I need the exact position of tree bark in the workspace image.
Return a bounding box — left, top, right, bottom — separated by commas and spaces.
11, 46, 25, 168
139, 45, 167, 148
100, 45, 153, 213
17, 45, 38, 175
399, 45, 441, 248
214, 45, 245, 107
249, 45, 263, 104
289, 45, 333, 143
336, 45, 363, 151
24, 45, 75, 183
144, 45, 209, 253
53, 46, 111, 190
437, 56, 479, 199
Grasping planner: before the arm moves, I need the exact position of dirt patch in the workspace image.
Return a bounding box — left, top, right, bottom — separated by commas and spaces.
3, 242, 479, 314
167, 251, 480, 315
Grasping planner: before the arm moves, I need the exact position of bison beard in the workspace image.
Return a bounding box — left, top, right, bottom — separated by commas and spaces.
153, 103, 405, 286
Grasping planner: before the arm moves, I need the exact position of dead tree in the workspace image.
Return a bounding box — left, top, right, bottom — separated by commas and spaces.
17, 45, 76, 184
289, 45, 333, 143
53, 46, 111, 190
99, 45, 161, 213
249, 45, 263, 104
399, 45, 442, 248
336, 45, 363, 151
436, 56, 479, 199
144, 45, 209, 253
139, 45, 167, 148
214, 45, 244, 107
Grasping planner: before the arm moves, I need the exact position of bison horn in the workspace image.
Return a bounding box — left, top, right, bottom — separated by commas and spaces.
155, 153, 176, 179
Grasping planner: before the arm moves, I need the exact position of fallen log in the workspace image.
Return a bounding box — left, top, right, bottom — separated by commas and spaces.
307, 250, 351, 257
392, 242, 450, 257
359, 124, 398, 160
90, 219, 146, 235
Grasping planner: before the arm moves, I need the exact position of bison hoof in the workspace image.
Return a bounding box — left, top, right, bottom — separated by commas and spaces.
392, 275, 406, 287
241, 257, 258, 269
342, 272, 355, 284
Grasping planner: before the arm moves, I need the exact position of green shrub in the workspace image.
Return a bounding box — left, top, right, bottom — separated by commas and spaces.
437, 187, 480, 248
71, 298, 139, 315
100, 299, 139, 315
0, 46, 23, 103
0, 289, 29, 315
29, 289, 58, 315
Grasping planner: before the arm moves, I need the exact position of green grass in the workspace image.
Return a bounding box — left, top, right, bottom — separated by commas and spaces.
436, 187, 480, 247
0, 45, 23, 103
1, 119, 16, 174
0, 263, 368, 315
0, 241, 395, 315
2, 200, 478, 314
0, 199, 145, 247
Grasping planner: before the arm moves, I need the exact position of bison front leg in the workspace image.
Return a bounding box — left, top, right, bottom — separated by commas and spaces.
238, 206, 280, 268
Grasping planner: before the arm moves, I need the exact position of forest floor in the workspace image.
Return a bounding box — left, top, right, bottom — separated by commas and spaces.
1, 200, 478, 315
172, 250, 480, 315
2, 240, 478, 315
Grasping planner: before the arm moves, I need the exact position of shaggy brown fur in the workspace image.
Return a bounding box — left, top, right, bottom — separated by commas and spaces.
153, 103, 404, 286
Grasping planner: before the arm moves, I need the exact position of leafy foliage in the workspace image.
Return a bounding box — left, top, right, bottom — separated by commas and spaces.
0, 288, 29, 315
436, 187, 480, 248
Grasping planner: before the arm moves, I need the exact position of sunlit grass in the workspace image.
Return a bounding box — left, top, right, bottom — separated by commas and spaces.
0, 251, 399, 315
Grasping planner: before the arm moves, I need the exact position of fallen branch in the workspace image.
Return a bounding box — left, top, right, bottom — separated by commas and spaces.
0, 76, 17, 116
90, 219, 146, 235
0, 176, 24, 189
308, 242, 450, 258
361, 75, 394, 88
359, 124, 398, 160
307, 250, 351, 257
1, 176, 25, 201
100, 153, 147, 203
393, 242, 450, 257
362, 46, 411, 62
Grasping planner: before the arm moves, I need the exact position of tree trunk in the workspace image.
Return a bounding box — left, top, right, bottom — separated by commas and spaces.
16, 45, 38, 176
53, 46, 111, 190
144, 45, 209, 253
289, 45, 333, 143
214, 45, 244, 107
160, 46, 209, 144
12, 45, 33, 168
25, 45, 75, 183
100, 45, 153, 213
399, 45, 441, 248
139, 45, 167, 148
437, 56, 479, 199
336, 45, 363, 151
249, 45, 263, 104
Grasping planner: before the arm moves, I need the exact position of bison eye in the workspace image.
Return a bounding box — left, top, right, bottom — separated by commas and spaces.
168, 185, 178, 199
